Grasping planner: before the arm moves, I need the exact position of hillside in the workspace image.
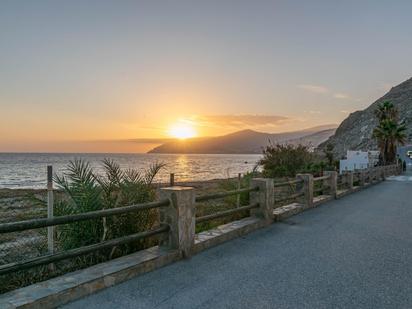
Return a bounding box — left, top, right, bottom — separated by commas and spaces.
288, 129, 338, 148
148, 125, 336, 154
320, 77, 412, 158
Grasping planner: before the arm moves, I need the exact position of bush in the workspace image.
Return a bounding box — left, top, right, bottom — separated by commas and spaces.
1, 159, 165, 294
54, 160, 104, 251
260, 144, 313, 178
54, 159, 165, 258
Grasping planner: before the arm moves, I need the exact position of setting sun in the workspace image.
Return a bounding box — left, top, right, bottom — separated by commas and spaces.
168, 123, 197, 139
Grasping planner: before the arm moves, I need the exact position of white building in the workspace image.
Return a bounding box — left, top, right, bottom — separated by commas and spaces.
339, 150, 380, 173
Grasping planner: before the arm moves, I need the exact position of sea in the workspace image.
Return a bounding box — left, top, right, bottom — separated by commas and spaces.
0, 153, 262, 189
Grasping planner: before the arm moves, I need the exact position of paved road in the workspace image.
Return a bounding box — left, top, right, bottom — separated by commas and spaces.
63, 172, 412, 309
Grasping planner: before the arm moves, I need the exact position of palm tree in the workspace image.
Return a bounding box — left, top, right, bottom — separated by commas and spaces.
374, 101, 398, 122
386, 121, 407, 163
373, 104, 407, 164
53, 159, 165, 258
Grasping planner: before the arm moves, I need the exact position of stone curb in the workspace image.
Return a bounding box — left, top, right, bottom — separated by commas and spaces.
0, 247, 181, 309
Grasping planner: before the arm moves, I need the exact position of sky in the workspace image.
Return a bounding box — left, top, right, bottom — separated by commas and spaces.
1, 0, 412, 152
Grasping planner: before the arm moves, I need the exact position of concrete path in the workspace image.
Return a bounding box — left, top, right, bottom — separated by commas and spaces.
63, 174, 412, 309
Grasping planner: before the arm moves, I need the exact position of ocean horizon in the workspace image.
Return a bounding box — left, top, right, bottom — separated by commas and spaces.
0, 153, 262, 189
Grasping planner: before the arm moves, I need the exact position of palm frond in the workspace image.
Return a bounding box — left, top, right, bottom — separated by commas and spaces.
144, 162, 166, 185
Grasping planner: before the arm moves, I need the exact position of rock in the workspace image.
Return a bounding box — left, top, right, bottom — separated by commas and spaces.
319, 77, 412, 158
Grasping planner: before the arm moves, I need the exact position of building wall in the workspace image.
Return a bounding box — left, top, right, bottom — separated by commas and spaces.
340, 160, 368, 173
339, 150, 379, 173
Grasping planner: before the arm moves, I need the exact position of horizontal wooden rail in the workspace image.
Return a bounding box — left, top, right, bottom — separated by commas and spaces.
314, 175, 330, 181
0, 200, 170, 234
195, 187, 259, 203
273, 179, 303, 188
313, 187, 327, 194
274, 192, 304, 203
0, 224, 170, 276
196, 203, 259, 223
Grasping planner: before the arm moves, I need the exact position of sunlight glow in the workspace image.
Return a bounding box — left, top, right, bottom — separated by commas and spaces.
168, 123, 197, 139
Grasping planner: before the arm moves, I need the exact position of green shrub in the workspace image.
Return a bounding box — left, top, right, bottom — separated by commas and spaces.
54, 159, 164, 258
260, 143, 313, 178
54, 160, 103, 251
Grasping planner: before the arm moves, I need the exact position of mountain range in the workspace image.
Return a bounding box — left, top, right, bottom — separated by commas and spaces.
148, 125, 336, 154
150, 77, 412, 155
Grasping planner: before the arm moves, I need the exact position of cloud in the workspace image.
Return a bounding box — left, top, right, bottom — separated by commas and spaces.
298, 84, 329, 94
195, 114, 289, 129
333, 93, 351, 99
298, 84, 355, 101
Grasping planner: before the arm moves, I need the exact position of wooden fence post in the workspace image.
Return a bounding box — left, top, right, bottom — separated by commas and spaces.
296, 174, 314, 209
360, 169, 366, 186
47, 166, 54, 254
371, 168, 376, 182
324, 171, 338, 199
159, 186, 195, 258
47, 166, 55, 271
250, 178, 274, 224
347, 171, 354, 190
236, 173, 241, 208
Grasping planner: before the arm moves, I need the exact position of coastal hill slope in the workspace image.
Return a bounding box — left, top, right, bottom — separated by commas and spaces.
319, 77, 412, 158
148, 125, 336, 154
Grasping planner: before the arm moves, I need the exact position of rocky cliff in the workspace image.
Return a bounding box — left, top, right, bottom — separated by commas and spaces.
319, 77, 412, 158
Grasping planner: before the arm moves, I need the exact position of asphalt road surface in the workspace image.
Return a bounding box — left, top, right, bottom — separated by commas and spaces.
63, 171, 412, 309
